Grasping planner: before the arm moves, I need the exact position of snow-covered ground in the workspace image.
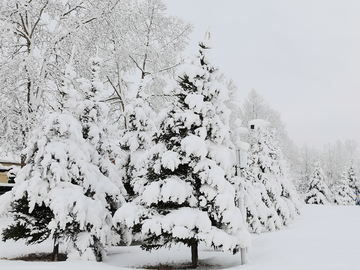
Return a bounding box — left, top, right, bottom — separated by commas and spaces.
0, 204, 359, 269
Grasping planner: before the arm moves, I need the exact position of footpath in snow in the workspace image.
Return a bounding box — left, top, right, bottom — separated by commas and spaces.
0, 204, 359, 270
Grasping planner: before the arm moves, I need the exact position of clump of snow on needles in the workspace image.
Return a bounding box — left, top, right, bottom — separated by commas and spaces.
181, 135, 207, 159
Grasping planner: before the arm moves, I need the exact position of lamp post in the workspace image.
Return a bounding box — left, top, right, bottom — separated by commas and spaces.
234, 119, 249, 265
235, 149, 247, 265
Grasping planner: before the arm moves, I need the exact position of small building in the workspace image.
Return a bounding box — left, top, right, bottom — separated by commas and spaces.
0, 159, 19, 195
0, 160, 20, 183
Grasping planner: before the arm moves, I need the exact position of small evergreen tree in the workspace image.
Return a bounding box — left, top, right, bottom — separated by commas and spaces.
304, 163, 332, 205
332, 171, 355, 205
113, 32, 251, 268
346, 160, 359, 194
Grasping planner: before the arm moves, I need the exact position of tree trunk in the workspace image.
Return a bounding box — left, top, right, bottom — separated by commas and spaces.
191, 241, 198, 268
52, 238, 59, 261
20, 154, 26, 168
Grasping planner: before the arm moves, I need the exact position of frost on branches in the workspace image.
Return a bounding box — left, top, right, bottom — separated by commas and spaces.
0, 59, 125, 261
113, 32, 251, 268
245, 119, 301, 233
304, 163, 332, 205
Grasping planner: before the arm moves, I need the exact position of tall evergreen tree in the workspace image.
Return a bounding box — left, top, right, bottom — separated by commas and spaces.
304, 163, 332, 205
0, 58, 125, 261
113, 32, 251, 268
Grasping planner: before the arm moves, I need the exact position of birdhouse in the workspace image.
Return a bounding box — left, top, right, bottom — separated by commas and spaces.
248, 119, 270, 131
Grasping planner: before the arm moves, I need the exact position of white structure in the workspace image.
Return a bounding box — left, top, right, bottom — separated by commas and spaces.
234, 119, 250, 265
248, 119, 270, 131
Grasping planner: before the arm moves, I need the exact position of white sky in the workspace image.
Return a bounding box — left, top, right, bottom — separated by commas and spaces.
164, 0, 360, 148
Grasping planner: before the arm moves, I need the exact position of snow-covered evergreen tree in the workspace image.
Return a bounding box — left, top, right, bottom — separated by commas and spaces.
304, 163, 332, 205
246, 119, 300, 231
231, 120, 270, 234
332, 170, 356, 205
64, 56, 127, 259
76, 56, 127, 201
0, 59, 125, 261
240, 169, 273, 234
119, 90, 157, 199
346, 160, 359, 194
113, 32, 251, 268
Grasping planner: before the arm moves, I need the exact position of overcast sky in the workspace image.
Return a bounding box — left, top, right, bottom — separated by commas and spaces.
164, 0, 360, 148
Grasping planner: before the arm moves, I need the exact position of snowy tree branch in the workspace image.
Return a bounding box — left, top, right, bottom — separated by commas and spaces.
29, 1, 48, 39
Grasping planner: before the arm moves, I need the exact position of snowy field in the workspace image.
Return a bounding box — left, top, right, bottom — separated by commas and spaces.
0, 204, 359, 270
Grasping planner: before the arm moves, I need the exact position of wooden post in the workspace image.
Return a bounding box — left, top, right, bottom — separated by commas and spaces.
20, 154, 26, 168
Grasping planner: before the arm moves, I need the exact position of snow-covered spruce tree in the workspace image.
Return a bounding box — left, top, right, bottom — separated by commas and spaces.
68, 56, 127, 258
115, 91, 158, 245
76, 56, 127, 202
246, 119, 300, 231
0, 60, 125, 261
346, 160, 359, 194
119, 87, 157, 198
239, 168, 271, 234
232, 120, 269, 235
332, 170, 356, 205
304, 163, 332, 205
113, 32, 251, 268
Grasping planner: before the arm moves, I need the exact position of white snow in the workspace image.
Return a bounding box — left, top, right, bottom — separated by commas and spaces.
1, 204, 360, 269
181, 135, 207, 159
161, 151, 181, 171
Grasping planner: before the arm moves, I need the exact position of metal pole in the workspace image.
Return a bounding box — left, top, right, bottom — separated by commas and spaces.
236, 150, 247, 265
